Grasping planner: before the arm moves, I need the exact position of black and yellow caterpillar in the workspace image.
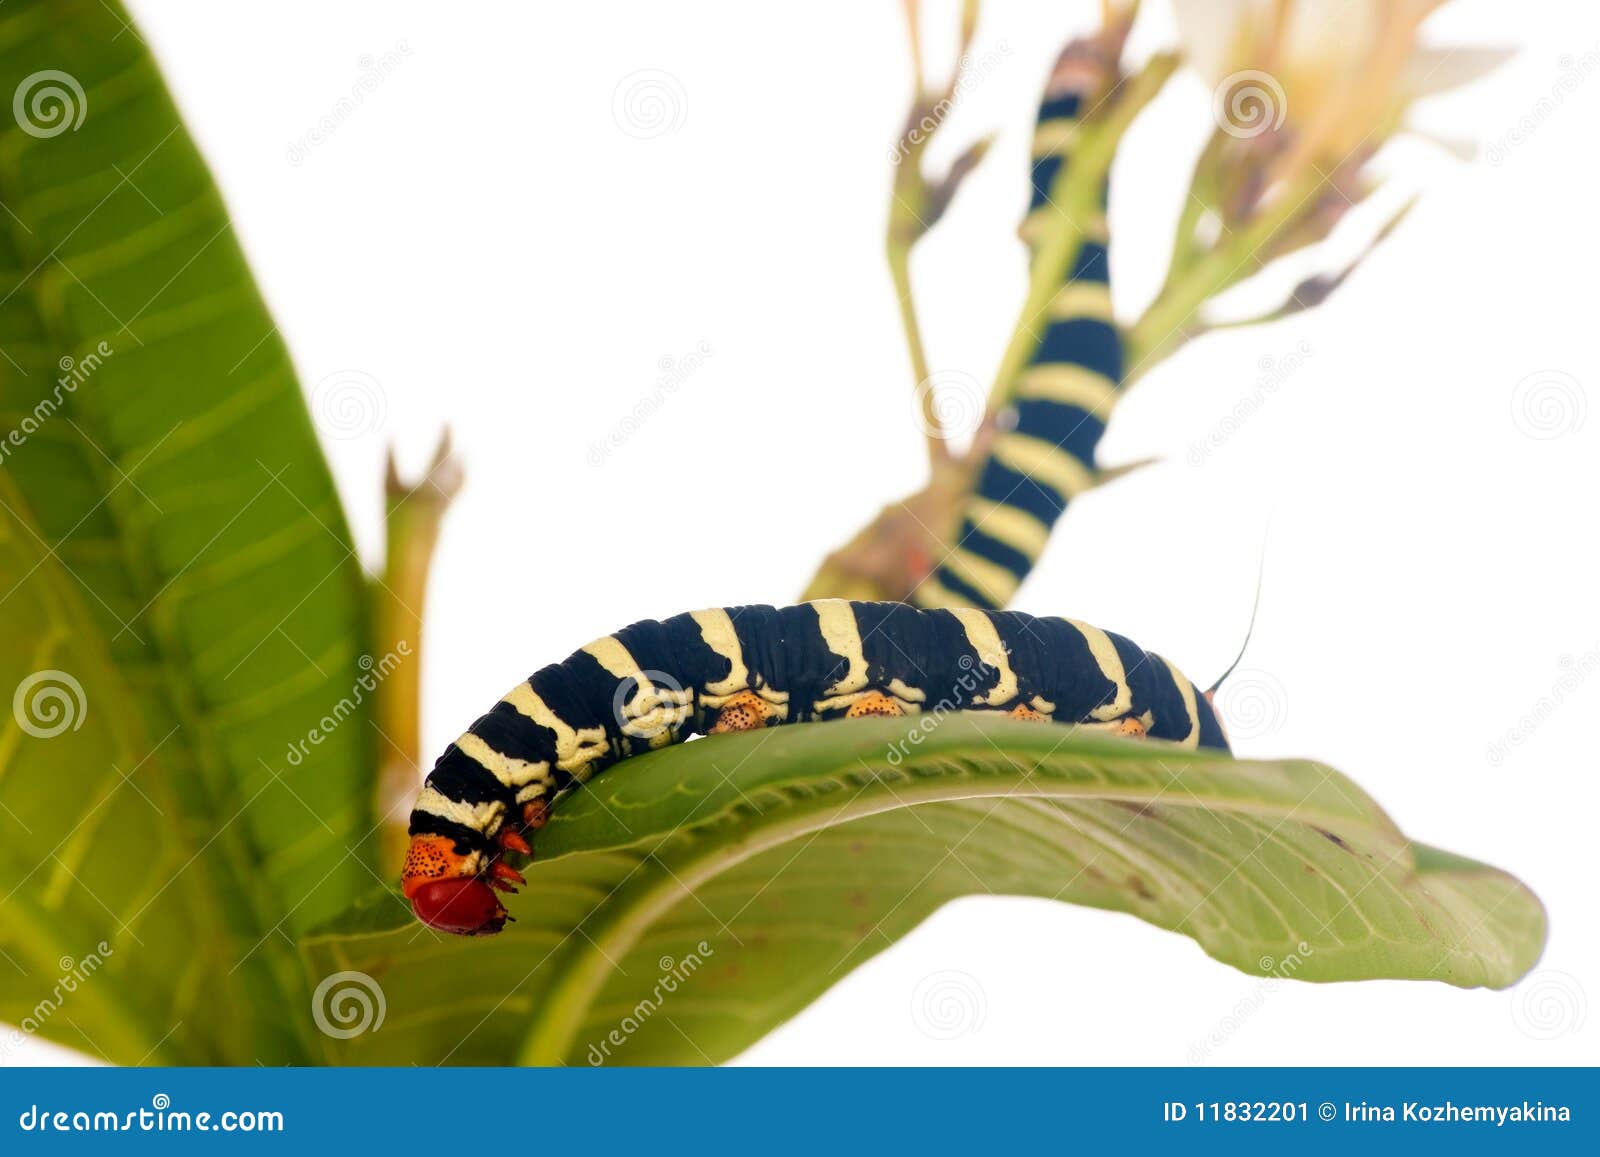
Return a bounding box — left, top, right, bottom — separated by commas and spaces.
919, 44, 1121, 611
402, 599, 1228, 934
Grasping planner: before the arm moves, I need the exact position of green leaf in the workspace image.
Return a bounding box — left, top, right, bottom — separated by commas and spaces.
0, 0, 372, 1063
303, 716, 1545, 1066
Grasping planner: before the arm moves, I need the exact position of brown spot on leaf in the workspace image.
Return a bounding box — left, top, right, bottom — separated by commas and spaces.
1315, 828, 1351, 851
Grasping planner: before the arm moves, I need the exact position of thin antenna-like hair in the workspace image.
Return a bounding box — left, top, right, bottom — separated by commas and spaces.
1206, 530, 1269, 696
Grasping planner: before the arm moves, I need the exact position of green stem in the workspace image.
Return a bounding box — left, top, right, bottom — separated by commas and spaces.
1124, 171, 1327, 381
373, 435, 462, 877
887, 233, 946, 463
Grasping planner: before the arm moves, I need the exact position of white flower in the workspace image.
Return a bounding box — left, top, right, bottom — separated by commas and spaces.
1173, 0, 1510, 161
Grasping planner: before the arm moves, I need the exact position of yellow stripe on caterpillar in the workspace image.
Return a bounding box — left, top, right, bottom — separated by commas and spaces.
1157, 654, 1202, 749
502, 683, 610, 780
455, 732, 554, 791
1047, 281, 1114, 322
992, 432, 1097, 499
943, 549, 1023, 610
413, 786, 505, 836
964, 497, 1050, 560
912, 573, 972, 610
1014, 363, 1118, 412
689, 607, 749, 702
947, 608, 1019, 706
814, 599, 870, 700
581, 634, 691, 748
1059, 618, 1132, 721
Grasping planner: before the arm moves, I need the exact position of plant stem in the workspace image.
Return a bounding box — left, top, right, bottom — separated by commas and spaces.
887, 231, 947, 464
373, 433, 462, 877
1123, 170, 1326, 379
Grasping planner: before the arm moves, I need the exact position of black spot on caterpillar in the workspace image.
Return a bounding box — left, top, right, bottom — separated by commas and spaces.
402, 599, 1228, 934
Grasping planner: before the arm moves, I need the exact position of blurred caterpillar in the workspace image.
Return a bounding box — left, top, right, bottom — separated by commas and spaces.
918, 40, 1123, 611
402, 599, 1228, 935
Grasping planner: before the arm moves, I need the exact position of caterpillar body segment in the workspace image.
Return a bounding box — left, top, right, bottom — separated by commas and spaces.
919, 44, 1123, 612
402, 600, 1229, 934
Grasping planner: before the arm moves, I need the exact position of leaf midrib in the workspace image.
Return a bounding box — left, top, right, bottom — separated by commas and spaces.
512, 738, 1394, 1064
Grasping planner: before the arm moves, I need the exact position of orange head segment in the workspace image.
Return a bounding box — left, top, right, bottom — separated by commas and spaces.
401, 834, 507, 936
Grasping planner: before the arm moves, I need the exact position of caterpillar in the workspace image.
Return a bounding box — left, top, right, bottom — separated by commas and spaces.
918, 41, 1122, 611
402, 599, 1228, 935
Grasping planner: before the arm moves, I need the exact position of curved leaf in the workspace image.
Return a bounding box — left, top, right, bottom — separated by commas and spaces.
0, 0, 371, 1062
303, 716, 1545, 1066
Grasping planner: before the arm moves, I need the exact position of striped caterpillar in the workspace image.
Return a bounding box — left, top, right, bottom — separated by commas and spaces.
919, 41, 1122, 611
402, 600, 1229, 934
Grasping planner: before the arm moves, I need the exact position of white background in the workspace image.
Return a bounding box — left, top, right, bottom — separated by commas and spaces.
25, 0, 1597, 1065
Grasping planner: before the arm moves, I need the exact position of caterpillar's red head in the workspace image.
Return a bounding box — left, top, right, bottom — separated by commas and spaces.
410, 876, 507, 936
401, 834, 508, 936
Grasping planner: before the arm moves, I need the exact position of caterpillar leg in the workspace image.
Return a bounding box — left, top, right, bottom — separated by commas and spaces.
498, 827, 533, 855
1113, 716, 1147, 739
847, 691, 904, 719
1009, 703, 1050, 723
710, 690, 775, 734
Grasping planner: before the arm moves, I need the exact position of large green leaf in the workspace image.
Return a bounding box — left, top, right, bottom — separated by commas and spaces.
0, 0, 371, 1063
304, 717, 1545, 1066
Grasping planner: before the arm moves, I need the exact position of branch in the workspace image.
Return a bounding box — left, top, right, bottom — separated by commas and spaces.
373, 430, 463, 876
